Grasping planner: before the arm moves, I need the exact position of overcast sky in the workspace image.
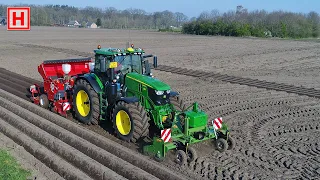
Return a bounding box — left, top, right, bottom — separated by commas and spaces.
2, 0, 319, 18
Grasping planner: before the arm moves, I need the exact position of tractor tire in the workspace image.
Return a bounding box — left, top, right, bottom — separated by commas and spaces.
39, 94, 49, 109
175, 150, 187, 166
73, 79, 99, 125
170, 96, 186, 111
227, 136, 235, 150
216, 138, 228, 152
186, 147, 198, 163
112, 101, 149, 143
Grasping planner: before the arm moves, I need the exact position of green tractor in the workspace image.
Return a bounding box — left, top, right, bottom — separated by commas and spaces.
72, 44, 234, 164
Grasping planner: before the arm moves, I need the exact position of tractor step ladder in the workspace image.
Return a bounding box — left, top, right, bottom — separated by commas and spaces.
99, 92, 108, 120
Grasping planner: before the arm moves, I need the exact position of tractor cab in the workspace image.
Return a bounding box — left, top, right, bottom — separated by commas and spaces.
93, 44, 157, 83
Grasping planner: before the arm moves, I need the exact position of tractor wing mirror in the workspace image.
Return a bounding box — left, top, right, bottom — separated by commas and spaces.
100, 58, 106, 72
153, 56, 158, 68
144, 60, 151, 75
143, 54, 153, 59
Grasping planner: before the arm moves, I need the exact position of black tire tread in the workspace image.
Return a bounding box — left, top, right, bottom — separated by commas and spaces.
73, 79, 99, 125
39, 94, 49, 109
170, 96, 187, 111
114, 101, 149, 142
176, 150, 187, 166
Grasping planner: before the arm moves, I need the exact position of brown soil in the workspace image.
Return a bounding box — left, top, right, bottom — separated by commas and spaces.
0, 26, 320, 179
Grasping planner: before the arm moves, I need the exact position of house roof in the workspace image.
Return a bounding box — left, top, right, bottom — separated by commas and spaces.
86, 22, 96, 26
67, 20, 79, 25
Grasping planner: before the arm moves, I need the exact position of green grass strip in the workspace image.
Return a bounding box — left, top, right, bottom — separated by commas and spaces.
0, 149, 31, 180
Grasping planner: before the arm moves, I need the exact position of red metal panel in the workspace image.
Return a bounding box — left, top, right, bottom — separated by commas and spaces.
38, 59, 91, 80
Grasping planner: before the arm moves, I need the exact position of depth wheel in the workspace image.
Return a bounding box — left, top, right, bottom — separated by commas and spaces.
216, 138, 228, 152
39, 94, 49, 109
112, 101, 149, 143
73, 79, 99, 125
175, 150, 187, 166
227, 136, 235, 150
186, 147, 197, 163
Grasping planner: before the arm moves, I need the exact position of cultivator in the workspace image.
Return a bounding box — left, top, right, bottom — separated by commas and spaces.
29, 44, 234, 165
143, 102, 234, 164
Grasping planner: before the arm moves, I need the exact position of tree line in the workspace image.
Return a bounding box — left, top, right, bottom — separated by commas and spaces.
0, 4, 188, 29
1, 4, 319, 39
182, 6, 320, 38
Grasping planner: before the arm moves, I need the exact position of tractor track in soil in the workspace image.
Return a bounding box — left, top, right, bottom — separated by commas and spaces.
155, 65, 320, 99
11, 43, 320, 179
0, 69, 195, 179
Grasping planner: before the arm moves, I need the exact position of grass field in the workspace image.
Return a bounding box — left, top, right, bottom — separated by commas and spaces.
0, 149, 31, 180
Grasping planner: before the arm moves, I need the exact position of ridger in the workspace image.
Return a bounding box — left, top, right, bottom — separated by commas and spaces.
30, 44, 235, 165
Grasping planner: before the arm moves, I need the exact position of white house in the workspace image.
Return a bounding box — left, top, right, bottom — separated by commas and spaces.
86, 22, 98, 29
67, 20, 80, 27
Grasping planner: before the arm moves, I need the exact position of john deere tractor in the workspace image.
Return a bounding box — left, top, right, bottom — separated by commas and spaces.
72, 44, 234, 164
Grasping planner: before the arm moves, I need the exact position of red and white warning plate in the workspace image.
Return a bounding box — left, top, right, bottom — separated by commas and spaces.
63, 102, 71, 112
213, 117, 223, 130
161, 129, 172, 143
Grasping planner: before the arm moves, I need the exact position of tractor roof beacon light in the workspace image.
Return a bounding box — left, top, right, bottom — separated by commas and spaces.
127, 47, 134, 53
131, 44, 134, 48
97, 45, 101, 49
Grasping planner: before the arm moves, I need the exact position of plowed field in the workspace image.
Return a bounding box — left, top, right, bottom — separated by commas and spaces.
0, 26, 320, 180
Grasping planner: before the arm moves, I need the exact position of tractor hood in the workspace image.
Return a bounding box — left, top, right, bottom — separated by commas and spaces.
126, 72, 171, 91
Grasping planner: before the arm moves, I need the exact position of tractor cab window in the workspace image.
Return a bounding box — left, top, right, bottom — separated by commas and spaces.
131, 55, 142, 73
114, 55, 131, 74
114, 55, 142, 74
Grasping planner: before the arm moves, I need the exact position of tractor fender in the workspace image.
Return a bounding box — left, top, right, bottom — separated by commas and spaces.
169, 91, 179, 97
118, 96, 140, 103
76, 74, 102, 93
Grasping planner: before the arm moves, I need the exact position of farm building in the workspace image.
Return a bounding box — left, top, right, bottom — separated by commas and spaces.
67, 20, 80, 27
86, 22, 98, 28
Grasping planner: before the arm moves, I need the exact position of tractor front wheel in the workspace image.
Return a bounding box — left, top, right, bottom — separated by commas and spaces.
170, 96, 186, 112
73, 79, 99, 125
216, 138, 228, 152
112, 101, 149, 143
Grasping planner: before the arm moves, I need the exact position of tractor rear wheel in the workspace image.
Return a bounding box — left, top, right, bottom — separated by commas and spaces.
112, 101, 149, 143
170, 96, 186, 111
73, 79, 99, 125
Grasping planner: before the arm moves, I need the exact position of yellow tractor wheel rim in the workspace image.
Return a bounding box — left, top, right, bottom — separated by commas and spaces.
116, 110, 131, 135
76, 90, 90, 117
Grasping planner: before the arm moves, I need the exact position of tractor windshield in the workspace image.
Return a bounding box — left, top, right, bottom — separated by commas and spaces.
114, 55, 142, 74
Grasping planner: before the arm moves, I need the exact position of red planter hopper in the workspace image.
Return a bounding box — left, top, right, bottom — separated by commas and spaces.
30, 57, 92, 117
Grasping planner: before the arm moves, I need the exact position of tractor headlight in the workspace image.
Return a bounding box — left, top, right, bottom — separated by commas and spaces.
115, 75, 120, 80
166, 90, 170, 94
155, 90, 164, 95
